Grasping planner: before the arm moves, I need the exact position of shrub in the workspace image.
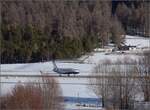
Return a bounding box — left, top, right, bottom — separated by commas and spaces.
0, 76, 64, 110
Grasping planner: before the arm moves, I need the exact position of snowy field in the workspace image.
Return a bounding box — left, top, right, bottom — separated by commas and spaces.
125, 35, 150, 48
0, 35, 149, 109
0, 52, 142, 97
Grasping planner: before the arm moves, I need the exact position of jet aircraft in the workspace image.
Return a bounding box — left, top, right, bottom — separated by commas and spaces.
52, 60, 79, 76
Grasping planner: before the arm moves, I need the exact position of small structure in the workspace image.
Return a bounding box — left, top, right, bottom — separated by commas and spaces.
118, 45, 136, 51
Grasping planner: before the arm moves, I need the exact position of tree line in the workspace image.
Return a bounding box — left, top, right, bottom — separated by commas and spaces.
1, 0, 149, 63
115, 1, 150, 37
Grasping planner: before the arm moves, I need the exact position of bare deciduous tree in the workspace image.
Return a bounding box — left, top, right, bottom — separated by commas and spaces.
135, 50, 150, 102
110, 16, 125, 47
89, 58, 138, 110
0, 75, 64, 110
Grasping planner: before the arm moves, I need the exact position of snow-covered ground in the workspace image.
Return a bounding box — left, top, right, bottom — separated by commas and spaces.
125, 35, 149, 48
0, 53, 141, 97
0, 35, 149, 109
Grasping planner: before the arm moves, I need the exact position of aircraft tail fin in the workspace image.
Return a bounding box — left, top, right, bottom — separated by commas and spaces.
52, 60, 58, 69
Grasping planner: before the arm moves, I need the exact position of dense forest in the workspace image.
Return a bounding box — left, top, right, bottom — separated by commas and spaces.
114, 1, 150, 37
0, 0, 149, 63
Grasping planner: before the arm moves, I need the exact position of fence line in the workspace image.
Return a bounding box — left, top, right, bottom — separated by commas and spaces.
0, 74, 150, 79
0, 81, 150, 86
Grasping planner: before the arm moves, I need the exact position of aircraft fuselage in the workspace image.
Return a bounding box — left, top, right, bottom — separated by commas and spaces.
53, 68, 79, 76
